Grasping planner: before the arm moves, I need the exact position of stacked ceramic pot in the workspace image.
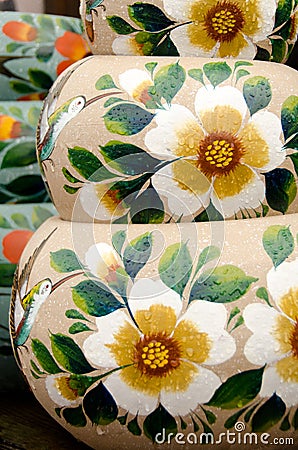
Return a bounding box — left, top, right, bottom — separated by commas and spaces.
10, 1, 298, 449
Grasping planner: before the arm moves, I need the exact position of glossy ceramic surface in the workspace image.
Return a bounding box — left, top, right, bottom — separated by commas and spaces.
80, 0, 298, 63
9, 214, 298, 448
37, 55, 298, 223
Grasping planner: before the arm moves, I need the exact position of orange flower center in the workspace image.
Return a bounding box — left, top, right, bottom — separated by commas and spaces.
290, 320, 298, 359
134, 333, 181, 377
198, 131, 244, 176
204, 1, 245, 42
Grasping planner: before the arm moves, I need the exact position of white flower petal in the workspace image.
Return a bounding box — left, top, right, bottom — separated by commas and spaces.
128, 279, 182, 318
46, 375, 79, 407
267, 258, 298, 306
211, 170, 265, 218
104, 370, 157, 415
112, 36, 141, 55
151, 164, 209, 218
180, 301, 236, 364
244, 332, 281, 366
83, 309, 129, 368
163, 0, 192, 21
85, 243, 120, 278
243, 303, 279, 334
145, 104, 199, 158
195, 85, 248, 122
249, 111, 284, 171
252, 0, 277, 42
260, 366, 298, 407
119, 69, 151, 98
161, 366, 221, 415
170, 24, 216, 57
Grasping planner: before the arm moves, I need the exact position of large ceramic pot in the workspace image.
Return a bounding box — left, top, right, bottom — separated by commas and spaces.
79, 0, 298, 63
36, 55, 298, 223
9, 213, 298, 448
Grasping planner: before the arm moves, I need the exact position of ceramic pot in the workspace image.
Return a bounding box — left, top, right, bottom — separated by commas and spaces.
37, 54, 298, 223
9, 214, 298, 448
79, 0, 297, 63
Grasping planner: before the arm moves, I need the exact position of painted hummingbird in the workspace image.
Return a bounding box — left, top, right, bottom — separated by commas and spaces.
9, 228, 83, 364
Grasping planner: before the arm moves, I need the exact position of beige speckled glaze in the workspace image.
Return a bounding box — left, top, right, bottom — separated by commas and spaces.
10, 214, 298, 449
79, 0, 297, 63
37, 55, 298, 223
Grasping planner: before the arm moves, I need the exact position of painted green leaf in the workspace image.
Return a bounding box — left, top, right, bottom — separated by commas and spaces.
234, 61, 253, 69
207, 367, 265, 409
203, 62, 232, 87
292, 407, 298, 429
195, 245, 221, 275
62, 167, 81, 184
4, 175, 45, 196
288, 153, 298, 174
130, 185, 165, 224
9, 80, 37, 95
281, 95, 298, 144
11, 213, 31, 229
274, 0, 293, 28
190, 265, 257, 303
104, 103, 155, 135
37, 14, 55, 34
65, 309, 89, 321
134, 30, 165, 56
72, 280, 124, 316
127, 415, 142, 436
30, 360, 44, 376
63, 185, 80, 194
9, 106, 23, 119
271, 37, 287, 63
50, 249, 82, 272
104, 173, 152, 210
243, 76, 272, 115
36, 45, 54, 63
148, 62, 186, 105
6, 42, 24, 53
128, 3, 174, 32
112, 230, 126, 257
0, 263, 16, 286
188, 68, 204, 84
158, 242, 192, 297
100, 140, 161, 175
224, 407, 249, 429
68, 147, 115, 181
31, 338, 61, 374
50, 333, 94, 374
280, 413, 291, 431
251, 394, 286, 432
32, 205, 54, 229
83, 382, 118, 425
28, 106, 41, 127
145, 62, 158, 77
143, 403, 177, 442
95, 74, 118, 91
123, 232, 153, 280
69, 322, 92, 334
107, 16, 137, 34
264, 168, 297, 214
152, 35, 178, 56
1, 141, 36, 168
201, 407, 217, 425
28, 69, 53, 90
63, 405, 87, 427
256, 287, 271, 306
235, 69, 250, 83
104, 97, 124, 108
262, 225, 294, 268
0, 216, 12, 228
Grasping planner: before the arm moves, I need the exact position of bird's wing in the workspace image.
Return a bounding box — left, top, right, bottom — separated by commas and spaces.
18, 227, 58, 309
37, 57, 92, 146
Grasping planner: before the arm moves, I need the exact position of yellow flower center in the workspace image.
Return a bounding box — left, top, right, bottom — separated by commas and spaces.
198, 131, 244, 176
135, 333, 181, 377
204, 1, 245, 42
55, 376, 78, 401
132, 80, 153, 104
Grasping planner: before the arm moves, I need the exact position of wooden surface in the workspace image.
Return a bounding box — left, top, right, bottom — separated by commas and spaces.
45, 0, 80, 17
0, 390, 92, 450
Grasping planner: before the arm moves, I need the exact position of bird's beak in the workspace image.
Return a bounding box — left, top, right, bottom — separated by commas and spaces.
84, 91, 121, 107
51, 272, 83, 292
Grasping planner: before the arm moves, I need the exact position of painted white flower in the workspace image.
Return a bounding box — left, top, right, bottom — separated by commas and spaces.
83, 279, 236, 416
112, 35, 145, 56
85, 242, 122, 283
244, 258, 298, 407
46, 374, 82, 407
163, 0, 277, 58
119, 68, 153, 105
145, 85, 284, 218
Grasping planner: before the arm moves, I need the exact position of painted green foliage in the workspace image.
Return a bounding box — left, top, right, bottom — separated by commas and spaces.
27, 225, 298, 439
62, 59, 298, 223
